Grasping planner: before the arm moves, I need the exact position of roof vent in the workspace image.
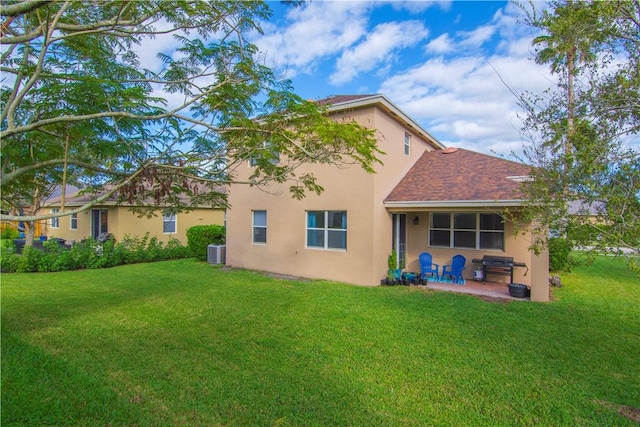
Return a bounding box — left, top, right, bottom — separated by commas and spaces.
442, 147, 458, 154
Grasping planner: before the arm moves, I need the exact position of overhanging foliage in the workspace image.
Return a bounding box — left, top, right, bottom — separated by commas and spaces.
1, 1, 381, 225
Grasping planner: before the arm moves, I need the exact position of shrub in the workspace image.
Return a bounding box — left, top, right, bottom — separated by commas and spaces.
1, 239, 16, 253
118, 233, 153, 264
1, 227, 20, 240
69, 240, 102, 270
146, 236, 165, 261
186, 225, 225, 261
0, 239, 18, 272
89, 239, 118, 269
165, 237, 190, 259
39, 239, 69, 272
549, 237, 573, 272
17, 246, 44, 272
1, 234, 192, 273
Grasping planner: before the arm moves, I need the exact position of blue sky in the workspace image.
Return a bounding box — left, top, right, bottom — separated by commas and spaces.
249, 1, 555, 157
132, 1, 555, 158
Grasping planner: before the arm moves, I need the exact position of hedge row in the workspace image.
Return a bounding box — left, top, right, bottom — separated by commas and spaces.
0, 233, 190, 273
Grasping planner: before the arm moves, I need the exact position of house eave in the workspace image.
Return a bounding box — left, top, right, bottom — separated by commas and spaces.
44, 201, 224, 210
384, 200, 526, 210
326, 94, 446, 151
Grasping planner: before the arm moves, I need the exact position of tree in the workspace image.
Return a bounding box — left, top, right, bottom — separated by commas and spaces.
515, 0, 640, 265
0, 1, 381, 244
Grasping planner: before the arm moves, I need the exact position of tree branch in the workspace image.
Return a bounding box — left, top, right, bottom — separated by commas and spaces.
1, 158, 131, 184
0, 0, 51, 18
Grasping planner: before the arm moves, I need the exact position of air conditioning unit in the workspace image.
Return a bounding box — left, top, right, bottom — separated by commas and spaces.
207, 244, 226, 264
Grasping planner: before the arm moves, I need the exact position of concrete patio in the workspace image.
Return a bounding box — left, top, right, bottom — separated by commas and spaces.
419, 278, 530, 301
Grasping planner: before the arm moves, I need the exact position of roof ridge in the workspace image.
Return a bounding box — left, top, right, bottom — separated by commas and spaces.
314, 94, 380, 106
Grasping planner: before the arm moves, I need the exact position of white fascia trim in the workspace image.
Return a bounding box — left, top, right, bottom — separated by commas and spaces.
384, 200, 525, 209
327, 95, 446, 150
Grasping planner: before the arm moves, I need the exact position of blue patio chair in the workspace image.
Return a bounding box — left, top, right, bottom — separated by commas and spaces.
442, 255, 466, 284
419, 252, 440, 282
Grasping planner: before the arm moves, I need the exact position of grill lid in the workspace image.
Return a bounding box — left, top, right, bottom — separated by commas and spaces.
482, 255, 514, 266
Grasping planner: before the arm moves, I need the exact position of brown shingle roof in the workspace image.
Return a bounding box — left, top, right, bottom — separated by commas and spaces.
46, 183, 226, 208
385, 148, 532, 204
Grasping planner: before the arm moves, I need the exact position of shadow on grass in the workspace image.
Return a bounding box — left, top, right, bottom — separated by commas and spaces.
1, 331, 149, 425
3, 259, 639, 425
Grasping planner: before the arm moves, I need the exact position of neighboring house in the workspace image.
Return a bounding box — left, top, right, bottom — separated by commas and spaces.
567, 200, 605, 219
44, 187, 225, 245
226, 94, 550, 302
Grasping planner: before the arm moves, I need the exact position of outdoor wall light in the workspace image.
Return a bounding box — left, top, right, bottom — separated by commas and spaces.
413, 216, 419, 225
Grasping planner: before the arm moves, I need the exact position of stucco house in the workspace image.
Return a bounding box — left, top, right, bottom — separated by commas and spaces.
226, 94, 550, 302
44, 187, 225, 245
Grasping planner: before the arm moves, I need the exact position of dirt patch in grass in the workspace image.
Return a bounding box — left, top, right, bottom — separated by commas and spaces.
618, 405, 640, 423
221, 266, 311, 282
474, 295, 513, 304
598, 401, 640, 423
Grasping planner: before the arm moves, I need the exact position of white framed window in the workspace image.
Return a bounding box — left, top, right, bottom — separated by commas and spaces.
306, 210, 347, 250
404, 132, 411, 155
429, 212, 504, 251
70, 213, 78, 230
252, 210, 267, 244
163, 211, 176, 234
50, 208, 60, 228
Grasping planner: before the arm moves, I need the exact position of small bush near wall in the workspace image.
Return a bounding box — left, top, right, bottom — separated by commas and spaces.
186, 225, 225, 261
549, 237, 573, 272
0, 233, 191, 273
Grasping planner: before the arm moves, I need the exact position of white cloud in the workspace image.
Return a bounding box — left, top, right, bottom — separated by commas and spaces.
254, 2, 372, 77
131, 19, 183, 74
389, 0, 453, 13
425, 33, 454, 54
379, 41, 553, 156
371, 3, 561, 156
458, 24, 497, 48
127, 1, 561, 158
330, 21, 429, 85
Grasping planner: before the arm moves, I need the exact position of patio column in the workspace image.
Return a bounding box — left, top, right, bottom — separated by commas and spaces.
529, 247, 550, 302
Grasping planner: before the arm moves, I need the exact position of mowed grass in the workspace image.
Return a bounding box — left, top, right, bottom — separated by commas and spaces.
2, 256, 639, 426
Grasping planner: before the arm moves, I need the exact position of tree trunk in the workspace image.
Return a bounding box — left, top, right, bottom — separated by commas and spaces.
565, 44, 576, 177
24, 221, 35, 246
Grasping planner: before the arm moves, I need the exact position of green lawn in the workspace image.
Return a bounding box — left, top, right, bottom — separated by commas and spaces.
2, 256, 639, 426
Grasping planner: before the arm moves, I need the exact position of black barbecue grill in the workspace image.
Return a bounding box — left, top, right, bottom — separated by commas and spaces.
472, 255, 528, 284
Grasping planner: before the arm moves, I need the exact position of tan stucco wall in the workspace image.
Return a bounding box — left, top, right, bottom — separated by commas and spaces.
226, 103, 550, 302
226, 105, 436, 286
45, 208, 96, 243
45, 207, 224, 245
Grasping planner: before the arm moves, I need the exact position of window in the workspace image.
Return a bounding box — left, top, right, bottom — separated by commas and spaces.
404, 132, 411, 155
50, 208, 59, 228
253, 210, 267, 244
249, 142, 280, 166
479, 213, 505, 250
163, 211, 176, 233
454, 213, 476, 249
307, 210, 347, 250
70, 213, 78, 230
429, 213, 450, 247
429, 212, 504, 250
